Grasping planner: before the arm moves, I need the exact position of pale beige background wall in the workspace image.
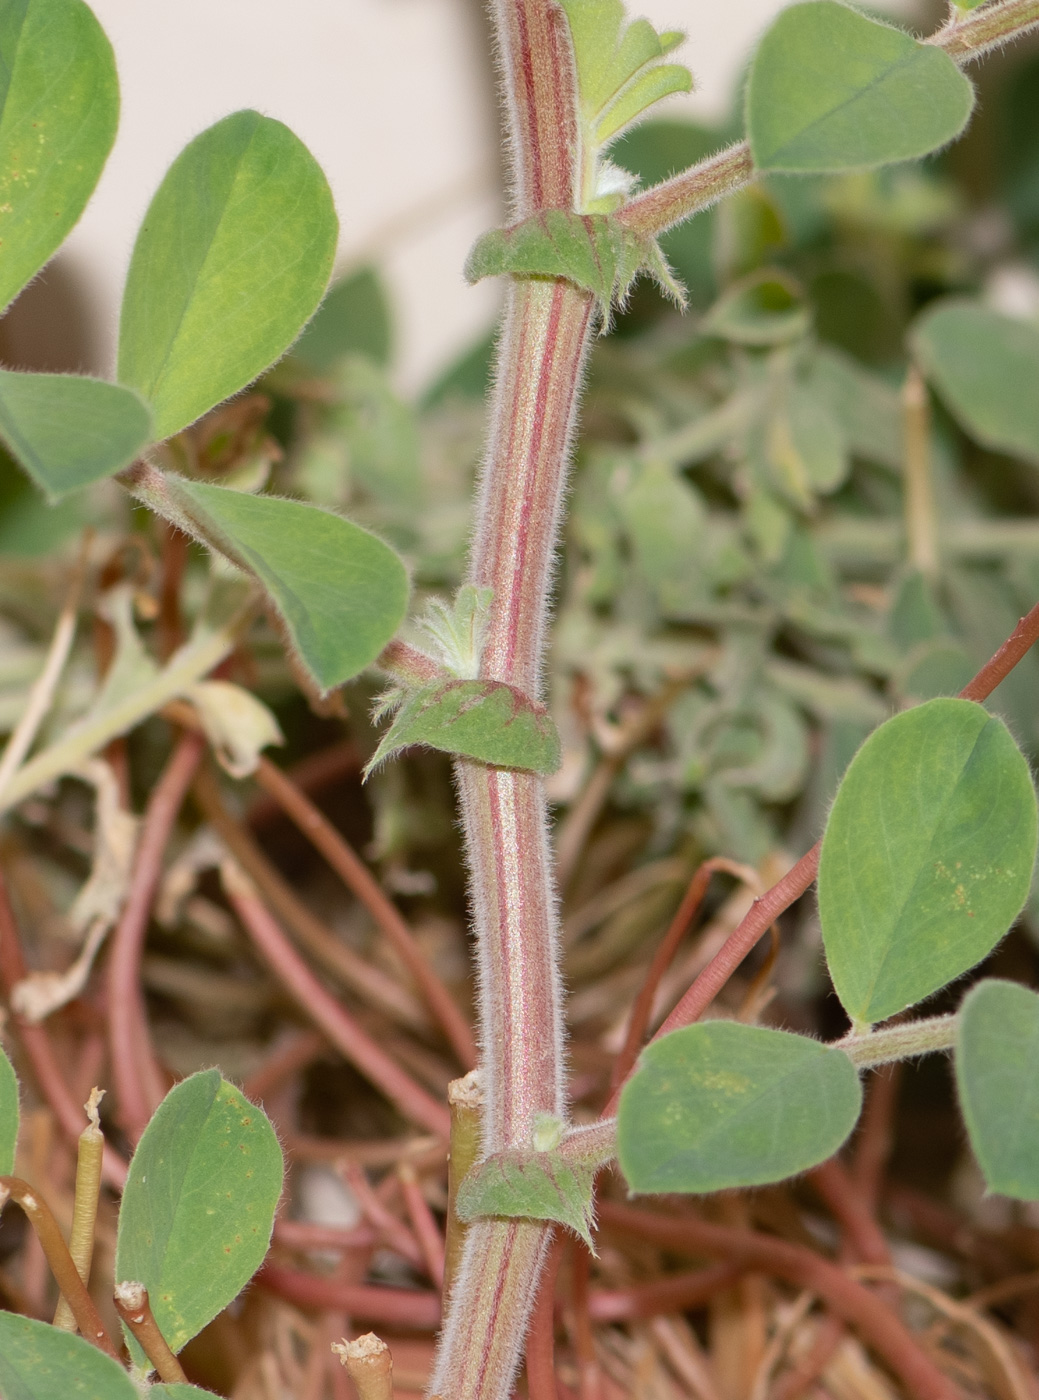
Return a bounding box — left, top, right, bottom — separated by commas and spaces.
49, 0, 908, 392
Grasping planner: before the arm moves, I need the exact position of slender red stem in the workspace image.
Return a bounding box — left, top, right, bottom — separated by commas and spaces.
399, 1164, 446, 1287
258, 1261, 441, 1328
253, 756, 476, 1069
0, 869, 127, 1188
598, 1201, 960, 1400
808, 1158, 891, 1268
0, 1176, 120, 1359
609, 857, 759, 1094
108, 729, 204, 1141
586, 1262, 744, 1322
525, 1234, 564, 1400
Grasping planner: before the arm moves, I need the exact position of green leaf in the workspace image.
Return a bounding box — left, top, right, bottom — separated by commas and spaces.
0, 1311, 137, 1400
0, 1042, 18, 1174
818, 699, 1038, 1027
151, 1389, 221, 1400
558, 0, 692, 185
701, 272, 810, 345
911, 300, 1039, 466
956, 979, 1039, 1200
291, 266, 392, 372
617, 1021, 862, 1193
0, 372, 152, 500
114, 1070, 283, 1359
0, 0, 119, 314
456, 1147, 599, 1248
746, 1, 974, 174
368, 678, 561, 776
134, 472, 409, 692
618, 460, 707, 612
465, 210, 678, 311
118, 110, 337, 441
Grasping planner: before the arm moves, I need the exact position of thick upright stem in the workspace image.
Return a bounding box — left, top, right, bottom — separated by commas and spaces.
429, 0, 591, 1384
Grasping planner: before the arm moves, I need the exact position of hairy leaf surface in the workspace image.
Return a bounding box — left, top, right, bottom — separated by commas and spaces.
819, 699, 1038, 1026
115, 1071, 283, 1359
747, 1, 973, 173
137, 474, 409, 693
0, 0, 118, 313
912, 300, 1039, 466
119, 110, 337, 440
957, 979, 1039, 1200
0, 372, 151, 499
456, 1147, 599, 1247
0, 1311, 137, 1400
618, 1021, 861, 1193
368, 678, 561, 775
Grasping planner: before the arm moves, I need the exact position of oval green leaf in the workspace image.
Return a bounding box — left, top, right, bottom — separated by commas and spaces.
118, 109, 338, 440
818, 699, 1038, 1027
617, 1020, 862, 1194
911, 300, 1039, 466
746, 1, 974, 174
144, 474, 409, 692
114, 1070, 283, 1359
956, 979, 1039, 1200
0, 1042, 18, 1174
0, 1311, 137, 1400
0, 0, 119, 314
0, 371, 152, 500
292, 266, 392, 372
367, 678, 561, 776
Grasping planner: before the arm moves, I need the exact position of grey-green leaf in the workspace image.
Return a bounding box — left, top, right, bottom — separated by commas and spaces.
456, 1148, 598, 1248
911, 300, 1039, 466
818, 699, 1038, 1027
114, 1070, 283, 1358
118, 110, 338, 440
701, 272, 810, 345
136, 473, 409, 692
0, 0, 119, 314
0, 372, 152, 500
0, 1042, 18, 1174
368, 678, 561, 776
292, 267, 392, 371
0, 1311, 137, 1400
617, 1021, 862, 1193
746, 1, 974, 174
956, 979, 1039, 1200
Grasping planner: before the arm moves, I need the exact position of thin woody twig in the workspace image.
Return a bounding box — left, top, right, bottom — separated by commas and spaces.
331, 1332, 394, 1400
0, 1176, 119, 1359
114, 1281, 187, 1383
399, 1162, 446, 1288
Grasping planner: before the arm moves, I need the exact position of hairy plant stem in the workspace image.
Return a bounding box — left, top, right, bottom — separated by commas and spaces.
616, 0, 1039, 242
427, 1, 1039, 1392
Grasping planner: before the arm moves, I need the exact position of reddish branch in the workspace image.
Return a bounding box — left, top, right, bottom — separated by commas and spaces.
259, 1261, 441, 1329
599, 1201, 960, 1400
525, 1234, 565, 1400
586, 1261, 744, 1322
0, 1176, 119, 1358
108, 728, 204, 1141
609, 856, 759, 1094
221, 862, 450, 1138
252, 756, 476, 1069
399, 1163, 445, 1287
0, 868, 127, 1188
